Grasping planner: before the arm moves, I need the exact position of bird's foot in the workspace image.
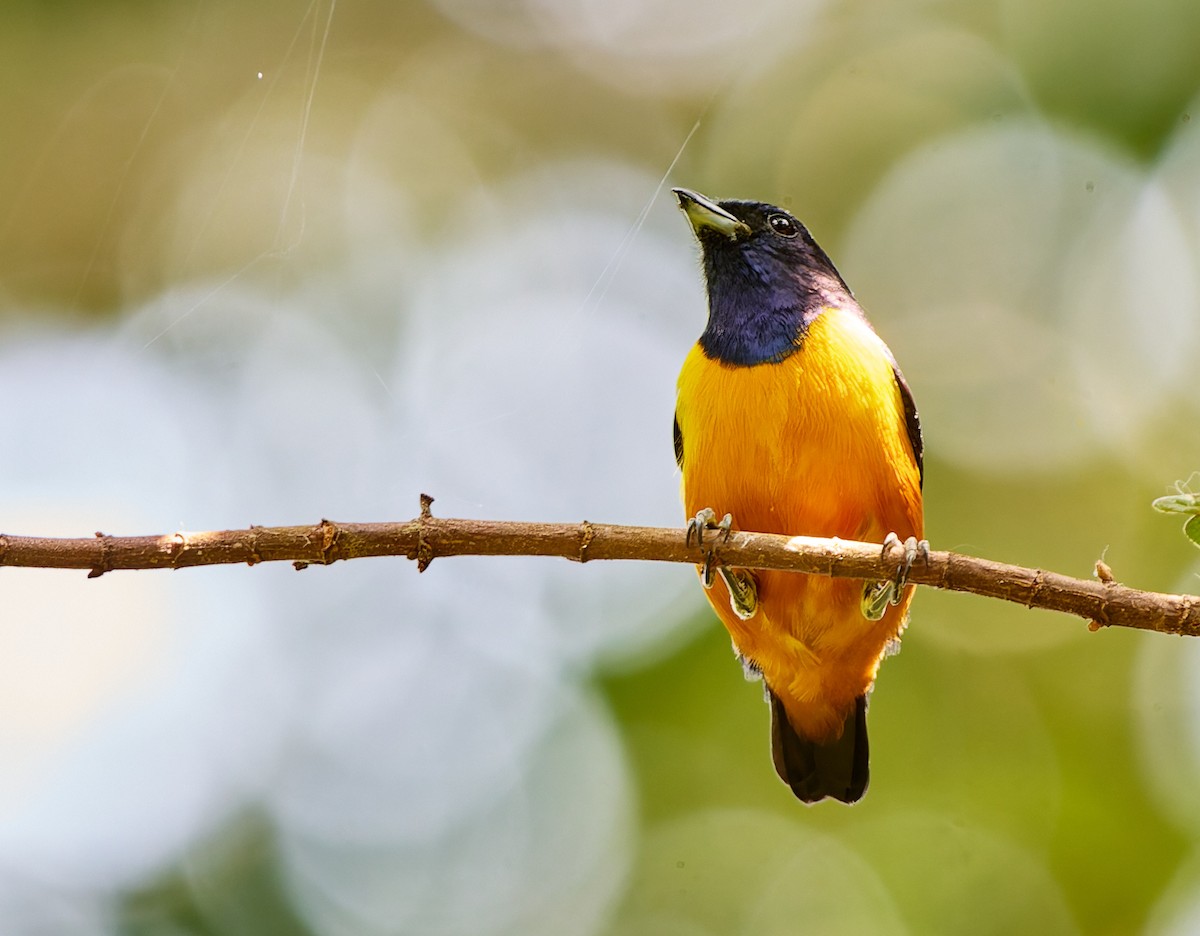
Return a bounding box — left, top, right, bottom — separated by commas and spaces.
861, 580, 892, 621
884, 533, 930, 596
719, 566, 758, 620
861, 533, 929, 621
686, 508, 758, 619
686, 508, 732, 588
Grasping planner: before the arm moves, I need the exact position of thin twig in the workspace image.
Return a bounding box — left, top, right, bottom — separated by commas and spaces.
1, 495, 1197, 636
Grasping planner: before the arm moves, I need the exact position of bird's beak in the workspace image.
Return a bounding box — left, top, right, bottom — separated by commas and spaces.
673, 188, 751, 240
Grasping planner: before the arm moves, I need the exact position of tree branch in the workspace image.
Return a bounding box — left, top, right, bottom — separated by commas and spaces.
2, 494, 1197, 636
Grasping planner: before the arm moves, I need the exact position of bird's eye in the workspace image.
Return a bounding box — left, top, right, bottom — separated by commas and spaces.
768, 214, 799, 237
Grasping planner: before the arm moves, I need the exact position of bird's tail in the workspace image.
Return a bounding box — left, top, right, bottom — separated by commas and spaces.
769, 691, 868, 804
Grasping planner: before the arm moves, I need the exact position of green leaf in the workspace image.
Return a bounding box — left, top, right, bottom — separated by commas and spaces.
1185, 515, 1200, 550
1153, 493, 1200, 515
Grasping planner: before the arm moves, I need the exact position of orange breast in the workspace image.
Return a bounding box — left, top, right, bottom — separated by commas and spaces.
675, 306, 923, 741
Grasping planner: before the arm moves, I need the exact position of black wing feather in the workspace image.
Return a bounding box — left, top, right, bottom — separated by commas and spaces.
892, 366, 923, 488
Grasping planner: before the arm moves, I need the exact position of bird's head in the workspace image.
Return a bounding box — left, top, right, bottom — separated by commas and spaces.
673, 187, 853, 366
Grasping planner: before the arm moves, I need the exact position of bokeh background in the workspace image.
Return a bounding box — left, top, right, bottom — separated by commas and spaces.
3, 0, 1200, 933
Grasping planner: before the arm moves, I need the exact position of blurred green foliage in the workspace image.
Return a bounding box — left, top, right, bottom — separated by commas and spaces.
1154, 479, 1200, 549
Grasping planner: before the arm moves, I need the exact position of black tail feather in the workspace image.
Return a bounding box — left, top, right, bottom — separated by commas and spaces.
769, 692, 869, 804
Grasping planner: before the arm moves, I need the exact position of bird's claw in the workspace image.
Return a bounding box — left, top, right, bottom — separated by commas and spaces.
687, 508, 757, 618
686, 507, 732, 547
861, 533, 929, 621
883, 533, 930, 597
687, 508, 732, 588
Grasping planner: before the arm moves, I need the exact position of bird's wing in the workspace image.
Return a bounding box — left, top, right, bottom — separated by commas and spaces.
892, 365, 923, 488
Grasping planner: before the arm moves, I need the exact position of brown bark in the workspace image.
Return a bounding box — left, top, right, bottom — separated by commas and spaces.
2, 494, 1197, 636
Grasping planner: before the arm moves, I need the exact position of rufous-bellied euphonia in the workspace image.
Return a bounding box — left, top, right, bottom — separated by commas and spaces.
672, 187, 925, 804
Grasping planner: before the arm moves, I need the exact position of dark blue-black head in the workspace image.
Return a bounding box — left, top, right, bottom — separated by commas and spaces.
673, 188, 854, 367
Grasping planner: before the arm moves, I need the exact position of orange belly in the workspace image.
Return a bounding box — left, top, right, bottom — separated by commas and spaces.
676, 307, 923, 741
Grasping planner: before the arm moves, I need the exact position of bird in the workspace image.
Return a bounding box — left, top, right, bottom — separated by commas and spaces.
671, 187, 925, 804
